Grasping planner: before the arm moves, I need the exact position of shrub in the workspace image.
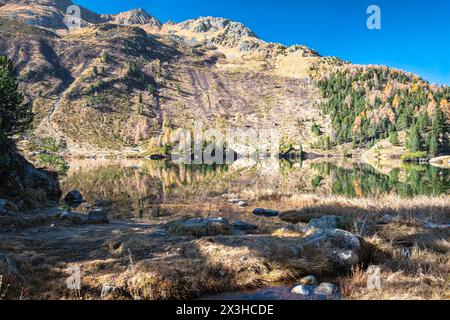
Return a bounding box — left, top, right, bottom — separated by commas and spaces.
400, 151, 427, 162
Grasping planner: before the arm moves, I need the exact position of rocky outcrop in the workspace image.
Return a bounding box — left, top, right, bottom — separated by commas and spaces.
103, 9, 161, 28
0, 148, 61, 209
174, 16, 262, 48
303, 229, 364, 271
0, 0, 106, 30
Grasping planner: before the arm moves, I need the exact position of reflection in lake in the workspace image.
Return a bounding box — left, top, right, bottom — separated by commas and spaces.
61, 159, 449, 219
309, 162, 450, 198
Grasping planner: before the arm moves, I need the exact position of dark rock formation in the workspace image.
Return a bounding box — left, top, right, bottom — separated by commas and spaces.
0, 147, 61, 209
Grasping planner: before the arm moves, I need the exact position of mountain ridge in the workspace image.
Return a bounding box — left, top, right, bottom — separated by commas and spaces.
0, 2, 448, 158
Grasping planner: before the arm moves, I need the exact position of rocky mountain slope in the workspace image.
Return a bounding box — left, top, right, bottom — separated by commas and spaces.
0, 0, 448, 156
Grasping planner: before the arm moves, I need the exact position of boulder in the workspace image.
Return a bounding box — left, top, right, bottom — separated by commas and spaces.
166, 217, 232, 237
308, 216, 353, 231
291, 284, 316, 296
60, 212, 88, 224
253, 208, 279, 217
314, 282, 340, 298
88, 209, 109, 224
231, 220, 258, 231
64, 190, 84, 207
299, 275, 318, 285
303, 229, 363, 271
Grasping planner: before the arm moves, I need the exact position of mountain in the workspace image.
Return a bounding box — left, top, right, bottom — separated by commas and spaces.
103, 8, 162, 28
0, 0, 106, 30
0, 2, 448, 157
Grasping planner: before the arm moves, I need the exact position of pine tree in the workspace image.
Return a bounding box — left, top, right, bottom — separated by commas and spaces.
428, 134, 439, 156
407, 125, 421, 152
0, 56, 33, 140
389, 130, 399, 146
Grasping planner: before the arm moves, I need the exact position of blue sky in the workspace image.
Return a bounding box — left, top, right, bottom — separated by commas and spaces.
76, 0, 450, 85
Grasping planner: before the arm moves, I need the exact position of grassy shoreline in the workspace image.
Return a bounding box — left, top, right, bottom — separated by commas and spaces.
0, 193, 448, 300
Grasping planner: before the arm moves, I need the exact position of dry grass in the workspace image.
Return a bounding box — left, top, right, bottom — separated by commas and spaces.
115, 235, 334, 300
339, 221, 450, 300
270, 193, 450, 224
0, 193, 448, 300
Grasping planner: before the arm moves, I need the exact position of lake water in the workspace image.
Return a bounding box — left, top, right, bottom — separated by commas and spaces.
61, 159, 450, 219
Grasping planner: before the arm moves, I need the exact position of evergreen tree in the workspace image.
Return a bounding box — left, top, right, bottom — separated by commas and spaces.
0, 56, 33, 141
389, 130, 399, 146
428, 134, 439, 156
407, 125, 421, 152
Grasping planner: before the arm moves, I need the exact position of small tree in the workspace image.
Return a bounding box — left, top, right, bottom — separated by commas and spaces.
407, 125, 421, 152
388, 130, 399, 146
428, 134, 439, 156
136, 93, 143, 115
0, 56, 33, 140
101, 52, 109, 64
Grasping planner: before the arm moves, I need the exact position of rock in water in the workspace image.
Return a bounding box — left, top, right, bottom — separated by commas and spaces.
303, 229, 364, 271
231, 220, 258, 231
64, 190, 84, 207
314, 283, 339, 298
167, 217, 231, 237
291, 285, 316, 296
253, 208, 280, 217
299, 275, 318, 285
308, 216, 353, 231
88, 209, 109, 224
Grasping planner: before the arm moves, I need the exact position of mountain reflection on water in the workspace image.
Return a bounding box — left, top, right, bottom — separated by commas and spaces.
61, 159, 449, 219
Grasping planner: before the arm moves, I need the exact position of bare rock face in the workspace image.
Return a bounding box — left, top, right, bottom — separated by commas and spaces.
104, 8, 161, 28
175, 16, 261, 48
0, 149, 61, 209
0, 0, 106, 29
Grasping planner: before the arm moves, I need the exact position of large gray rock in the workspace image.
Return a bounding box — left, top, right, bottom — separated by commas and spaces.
60, 210, 109, 225
314, 282, 340, 299
303, 229, 364, 271
0, 150, 61, 208
253, 208, 279, 217
291, 284, 315, 296
167, 217, 231, 237
64, 190, 84, 206
308, 216, 353, 231
88, 209, 109, 224
231, 220, 258, 231
60, 212, 88, 224
299, 275, 318, 285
